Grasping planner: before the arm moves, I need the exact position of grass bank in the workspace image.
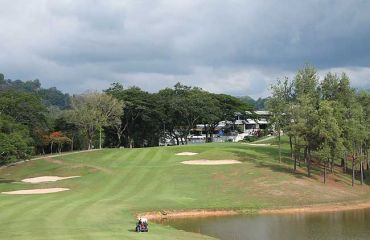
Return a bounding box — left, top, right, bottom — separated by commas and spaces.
1, 141, 370, 239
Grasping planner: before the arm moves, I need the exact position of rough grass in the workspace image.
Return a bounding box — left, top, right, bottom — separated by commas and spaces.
0, 142, 370, 240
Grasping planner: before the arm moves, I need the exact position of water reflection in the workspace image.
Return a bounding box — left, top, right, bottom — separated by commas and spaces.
161, 208, 370, 240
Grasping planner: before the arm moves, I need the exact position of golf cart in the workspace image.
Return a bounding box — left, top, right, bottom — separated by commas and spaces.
135, 218, 149, 232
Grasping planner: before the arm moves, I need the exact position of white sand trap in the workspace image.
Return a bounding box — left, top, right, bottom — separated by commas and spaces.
2, 188, 70, 195
181, 160, 241, 165
22, 176, 80, 183
246, 143, 271, 146
176, 152, 198, 156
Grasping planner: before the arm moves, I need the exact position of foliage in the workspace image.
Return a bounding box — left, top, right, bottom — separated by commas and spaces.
0, 115, 33, 164
238, 96, 268, 110
67, 92, 124, 149
268, 64, 369, 183
0, 76, 70, 109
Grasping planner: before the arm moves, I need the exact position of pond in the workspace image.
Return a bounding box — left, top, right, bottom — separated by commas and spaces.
160, 208, 370, 240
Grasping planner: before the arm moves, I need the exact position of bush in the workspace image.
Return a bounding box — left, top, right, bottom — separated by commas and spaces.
243, 135, 258, 142
0, 116, 33, 165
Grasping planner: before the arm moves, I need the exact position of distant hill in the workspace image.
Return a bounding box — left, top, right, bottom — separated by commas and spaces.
238, 96, 269, 110
0, 73, 70, 109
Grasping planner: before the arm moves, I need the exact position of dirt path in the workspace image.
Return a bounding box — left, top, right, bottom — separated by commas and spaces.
0, 149, 102, 170
30, 149, 102, 161
259, 200, 370, 214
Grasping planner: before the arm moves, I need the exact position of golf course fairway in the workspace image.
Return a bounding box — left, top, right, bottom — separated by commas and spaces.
1, 142, 370, 239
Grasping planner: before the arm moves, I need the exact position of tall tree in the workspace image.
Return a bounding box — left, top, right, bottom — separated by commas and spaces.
68, 92, 124, 149
267, 77, 293, 163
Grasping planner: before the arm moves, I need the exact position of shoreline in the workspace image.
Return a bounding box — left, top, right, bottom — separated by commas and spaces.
138, 200, 370, 220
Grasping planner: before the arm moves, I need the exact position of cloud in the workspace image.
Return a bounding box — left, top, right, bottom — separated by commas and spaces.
0, 0, 369, 97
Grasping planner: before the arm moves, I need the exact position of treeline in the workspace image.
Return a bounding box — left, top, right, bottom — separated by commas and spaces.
0, 75, 251, 165
104, 83, 252, 148
267, 65, 370, 185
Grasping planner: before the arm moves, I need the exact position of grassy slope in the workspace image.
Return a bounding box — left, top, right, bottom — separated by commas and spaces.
1, 142, 370, 240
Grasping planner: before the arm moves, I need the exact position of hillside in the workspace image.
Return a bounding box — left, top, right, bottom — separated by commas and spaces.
0, 141, 370, 239
238, 96, 268, 110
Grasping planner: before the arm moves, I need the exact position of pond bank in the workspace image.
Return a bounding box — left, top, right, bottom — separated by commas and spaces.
138, 199, 370, 220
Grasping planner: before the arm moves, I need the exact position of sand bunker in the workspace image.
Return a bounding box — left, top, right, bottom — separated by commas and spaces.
176, 152, 198, 156
22, 176, 80, 183
181, 160, 241, 165
246, 143, 271, 146
2, 188, 70, 195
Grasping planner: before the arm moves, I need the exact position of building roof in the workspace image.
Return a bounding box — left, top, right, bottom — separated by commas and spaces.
255, 110, 270, 115
245, 118, 257, 124
257, 119, 269, 124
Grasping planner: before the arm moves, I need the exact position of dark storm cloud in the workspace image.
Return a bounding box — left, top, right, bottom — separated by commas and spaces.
0, 0, 369, 97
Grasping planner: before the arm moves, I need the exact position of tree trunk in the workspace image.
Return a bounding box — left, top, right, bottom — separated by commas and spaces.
352, 155, 355, 187
205, 127, 209, 143
360, 160, 364, 185
210, 131, 214, 143
117, 133, 121, 148
307, 148, 311, 177
294, 157, 297, 172
330, 158, 334, 173
289, 136, 293, 162
293, 137, 297, 172
184, 131, 189, 144
304, 147, 308, 165
341, 158, 345, 173
99, 128, 102, 149
88, 139, 92, 150
278, 131, 281, 163
50, 142, 53, 154
129, 137, 133, 148
324, 161, 326, 184
71, 135, 74, 151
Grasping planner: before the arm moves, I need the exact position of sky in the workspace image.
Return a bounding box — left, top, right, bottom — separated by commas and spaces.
0, 0, 369, 99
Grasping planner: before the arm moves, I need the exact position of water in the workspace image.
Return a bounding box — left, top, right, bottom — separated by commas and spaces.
161, 209, 370, 240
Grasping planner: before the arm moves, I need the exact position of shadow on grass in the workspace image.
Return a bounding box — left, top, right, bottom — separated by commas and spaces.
220, 143, 370, 187
0, 178, 15, 183
227, 148, 307, 180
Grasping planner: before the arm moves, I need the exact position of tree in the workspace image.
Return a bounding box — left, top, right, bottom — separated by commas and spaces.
67, 92, 124, 149
105, 84, 159, 148
0, 115, 33, 165
49, 131, 71, 154
357, 91, 370, 171
315, 100, 342, 183
267, 77, 292, 163
53, 117, 82, 151
0, 90, 48, 154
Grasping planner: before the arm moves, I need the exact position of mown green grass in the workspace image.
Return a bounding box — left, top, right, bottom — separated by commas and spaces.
1, 142, 370, 240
